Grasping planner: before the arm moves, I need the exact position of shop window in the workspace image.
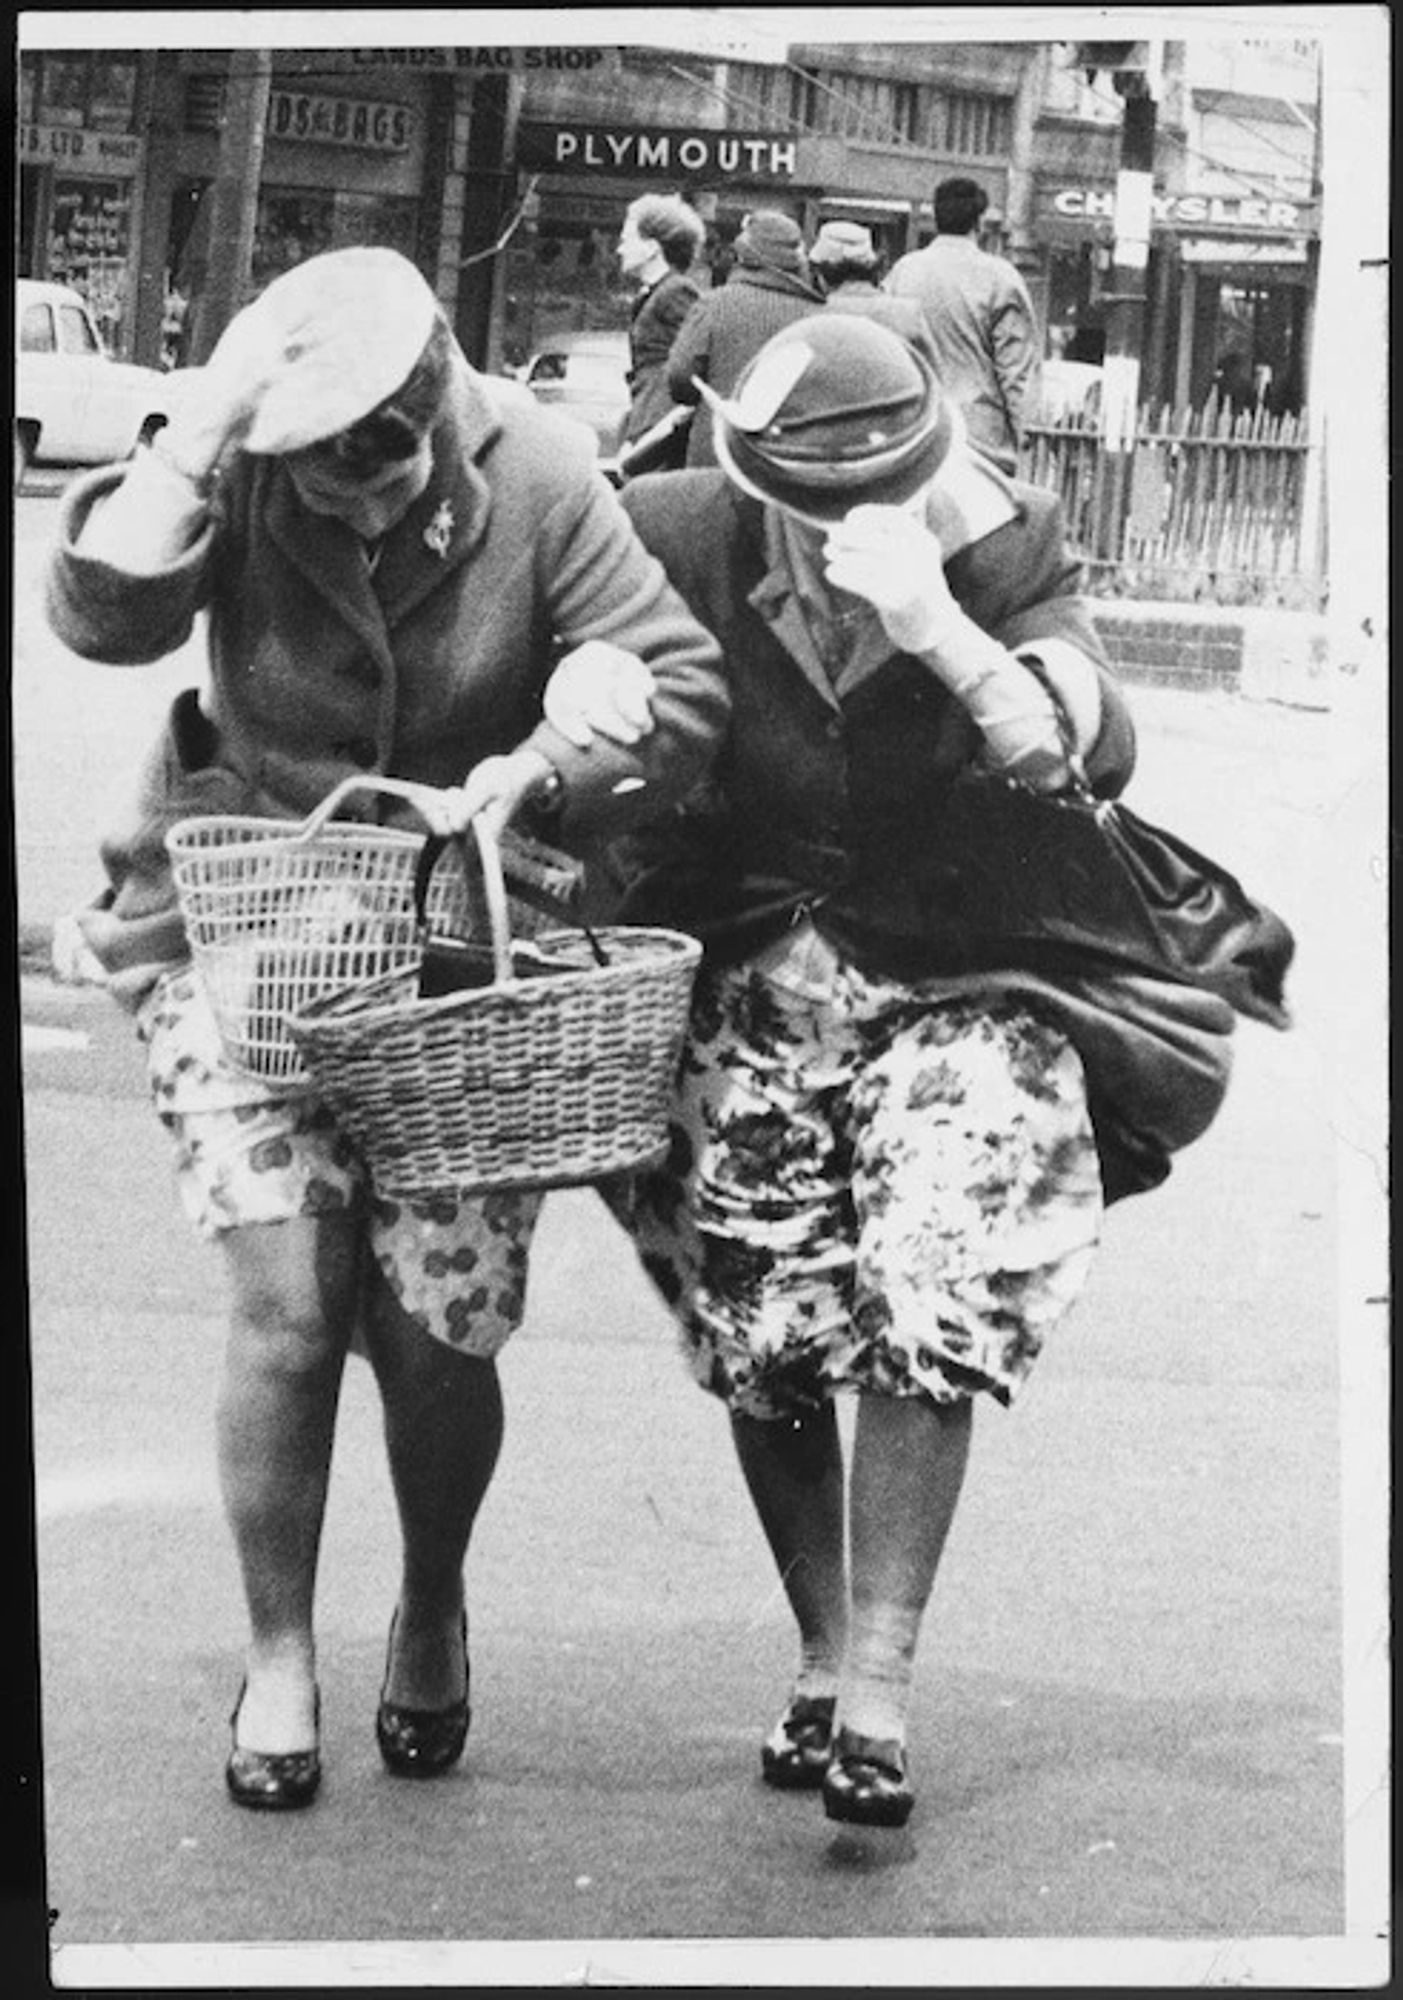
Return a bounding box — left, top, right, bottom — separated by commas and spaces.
724, 61, 803, 131
39, 55, 91, 128
940, 92, 1014, 159
33, 52, 137, 132
46, 178, 133, 347
20, 54, 38, 126
89, 58, 138, 132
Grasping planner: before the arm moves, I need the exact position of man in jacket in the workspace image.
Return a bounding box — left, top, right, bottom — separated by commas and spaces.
666, 208, 824, 467
617, 191, 707, 447
44, 246, 728, 1810
886, 176, 1040, 474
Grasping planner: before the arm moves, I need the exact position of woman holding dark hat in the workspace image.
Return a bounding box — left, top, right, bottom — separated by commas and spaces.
44, 246, 727, 1811
665, 208, 823, 467
600, 312, 1164, 1828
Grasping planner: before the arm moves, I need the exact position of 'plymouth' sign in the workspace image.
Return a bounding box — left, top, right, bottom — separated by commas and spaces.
517, 122, 798, 180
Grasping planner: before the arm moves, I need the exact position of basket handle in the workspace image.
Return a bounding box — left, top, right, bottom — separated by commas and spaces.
414, 819, 515, 985
293, 774, 457, 842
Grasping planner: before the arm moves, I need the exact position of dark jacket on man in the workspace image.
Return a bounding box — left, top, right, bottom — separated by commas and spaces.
625, 269, 701, 443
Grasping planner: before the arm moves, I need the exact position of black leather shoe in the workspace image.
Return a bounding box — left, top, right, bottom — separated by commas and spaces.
225, 1684, 321, 1812
822, 1727, 914, 1828
376, 1613, 471, 1779
761, 1693, 836, 1790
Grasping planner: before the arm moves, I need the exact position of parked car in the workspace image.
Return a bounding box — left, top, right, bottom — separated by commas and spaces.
512, 329, 631, 455
15, 279, 183, 488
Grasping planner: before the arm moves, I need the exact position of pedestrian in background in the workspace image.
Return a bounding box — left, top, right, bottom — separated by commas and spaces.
886, 176, 1040, 474
605, 315, 1145, 1829
806, 217, 938, 359
616, 192, 707, 452
666, 208, 824, 467
43, 247, 727, 1813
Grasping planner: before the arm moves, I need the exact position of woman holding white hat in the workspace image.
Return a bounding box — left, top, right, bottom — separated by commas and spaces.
45, 246, 728, 1810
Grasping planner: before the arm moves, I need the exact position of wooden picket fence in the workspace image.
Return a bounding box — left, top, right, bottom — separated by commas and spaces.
1020, 398, 1325, 608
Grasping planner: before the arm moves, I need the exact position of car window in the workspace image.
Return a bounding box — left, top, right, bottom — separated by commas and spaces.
57, 303, 101, 357
528, 353, 567, 384
21, 303, 55, 354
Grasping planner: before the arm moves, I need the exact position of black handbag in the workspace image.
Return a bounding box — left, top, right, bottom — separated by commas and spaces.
413, 825, 604, 998
912, 768, 1295, 1030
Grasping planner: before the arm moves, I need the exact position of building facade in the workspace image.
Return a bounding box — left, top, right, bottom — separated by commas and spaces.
16, 34, 1321, 415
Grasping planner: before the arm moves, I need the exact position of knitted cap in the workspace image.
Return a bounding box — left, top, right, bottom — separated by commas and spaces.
232, 247, 441, 455
734, 209, 805, 273
700, 313, 953, 524
808, 220, 877, 268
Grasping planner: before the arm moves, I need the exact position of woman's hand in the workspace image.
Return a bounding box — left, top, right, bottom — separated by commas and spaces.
821, 504, 961, 657
543, 640, 657, 749
156, 301, 291, 483
430, 748, 559, 841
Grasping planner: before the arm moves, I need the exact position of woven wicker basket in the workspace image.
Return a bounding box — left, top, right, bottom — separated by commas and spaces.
165, 775, 478, 1087
287, 819, 702, 1197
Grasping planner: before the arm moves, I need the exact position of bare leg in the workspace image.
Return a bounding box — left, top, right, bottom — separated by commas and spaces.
361, 1263, 499, 1710
731, 1404, 849, 1697
840, 1389, 973, 1746
217, 1214, 358, 1753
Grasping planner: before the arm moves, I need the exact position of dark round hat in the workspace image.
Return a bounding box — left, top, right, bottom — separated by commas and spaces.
703, 313, 953, 523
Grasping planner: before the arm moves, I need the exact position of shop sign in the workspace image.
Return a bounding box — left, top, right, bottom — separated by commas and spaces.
1182, 237, 1308, 265
352, 47, 614, 71
517, 121, 798, 180
267, 90, 412, 153
20, 125, 142, 173
1048, 186, 1312, 233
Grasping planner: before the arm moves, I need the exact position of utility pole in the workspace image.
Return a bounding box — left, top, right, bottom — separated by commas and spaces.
1073, 40, 1159, 562
187, 49, 272, 365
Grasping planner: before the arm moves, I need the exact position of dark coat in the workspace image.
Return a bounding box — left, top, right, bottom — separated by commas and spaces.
625, 269, 701, 442
666, 264, 825, 467
613, 471, 1240, 1203
45, 364, 729, 969
615, 467, 1133, 967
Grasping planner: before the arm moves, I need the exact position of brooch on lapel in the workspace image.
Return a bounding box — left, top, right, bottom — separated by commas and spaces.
423, 500, 455, 560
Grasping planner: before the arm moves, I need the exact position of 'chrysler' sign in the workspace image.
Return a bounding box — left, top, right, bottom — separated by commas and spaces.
517, 122, 798, 180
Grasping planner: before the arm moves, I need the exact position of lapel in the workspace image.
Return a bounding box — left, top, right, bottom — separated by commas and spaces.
262, 367, 501, 645
264, 466, 388, 661
741, 501, 895, 713
371, 372, 500, 626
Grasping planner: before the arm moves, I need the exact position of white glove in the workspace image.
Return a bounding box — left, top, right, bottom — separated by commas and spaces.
543, 640, 657, 749
431, 748, 558, 841
824, 504, 1073, 790
821, 504, 962, 657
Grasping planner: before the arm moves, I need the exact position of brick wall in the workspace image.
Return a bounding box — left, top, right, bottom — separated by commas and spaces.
1091, 610, 1243, 691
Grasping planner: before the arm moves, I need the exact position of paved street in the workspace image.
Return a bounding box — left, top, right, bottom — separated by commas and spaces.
10, 481, 1385, 1988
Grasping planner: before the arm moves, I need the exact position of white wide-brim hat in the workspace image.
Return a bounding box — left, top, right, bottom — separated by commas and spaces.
229, 246, 440, 455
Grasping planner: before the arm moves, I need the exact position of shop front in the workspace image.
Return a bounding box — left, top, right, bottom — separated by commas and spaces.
18, 52, 147, 357
501, 116, 981, 365
162, 60, 436, 366
1033, 180, 1318, 414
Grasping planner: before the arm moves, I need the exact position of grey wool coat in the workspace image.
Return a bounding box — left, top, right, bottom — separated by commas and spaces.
45, 363, 729, 975
665, 263, 825, 467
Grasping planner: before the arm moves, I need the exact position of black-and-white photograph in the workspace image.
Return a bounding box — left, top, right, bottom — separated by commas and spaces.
11, 6, 1388, 1991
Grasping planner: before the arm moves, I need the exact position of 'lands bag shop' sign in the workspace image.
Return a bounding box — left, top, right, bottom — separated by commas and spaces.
517, 122, 798, 181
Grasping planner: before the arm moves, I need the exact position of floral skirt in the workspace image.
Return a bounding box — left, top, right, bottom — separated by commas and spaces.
608, 955, 1104, 1418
